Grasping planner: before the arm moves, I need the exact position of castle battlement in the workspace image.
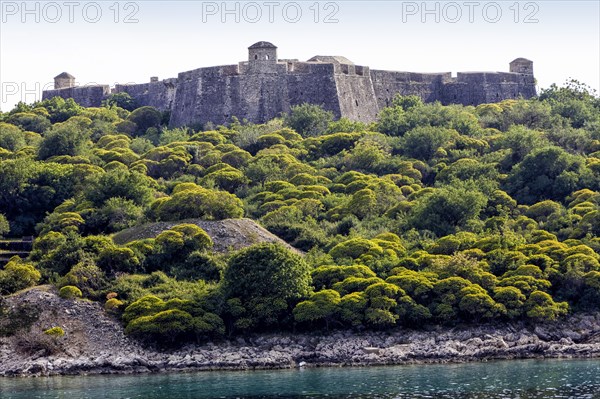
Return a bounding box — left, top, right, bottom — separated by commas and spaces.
42, 41, 536, 127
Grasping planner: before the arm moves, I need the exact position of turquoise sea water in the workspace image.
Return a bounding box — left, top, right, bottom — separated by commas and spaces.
1, 359, 599, 398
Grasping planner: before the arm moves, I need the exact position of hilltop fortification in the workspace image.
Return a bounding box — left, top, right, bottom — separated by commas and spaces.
42, 42, 536, 127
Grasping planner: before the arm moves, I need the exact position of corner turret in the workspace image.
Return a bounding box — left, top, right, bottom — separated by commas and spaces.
248, 41, 277, 62
510, 58, 533, 75
54, 72, 75, 89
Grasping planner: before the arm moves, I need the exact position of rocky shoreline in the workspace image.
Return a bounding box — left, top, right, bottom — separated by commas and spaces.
2, 288, 600, 377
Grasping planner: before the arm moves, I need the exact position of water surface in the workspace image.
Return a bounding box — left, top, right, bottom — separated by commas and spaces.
1, 358, 599, 398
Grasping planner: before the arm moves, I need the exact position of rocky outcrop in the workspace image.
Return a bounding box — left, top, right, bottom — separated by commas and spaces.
111, 218, 301, 254
2, 287, 600, 377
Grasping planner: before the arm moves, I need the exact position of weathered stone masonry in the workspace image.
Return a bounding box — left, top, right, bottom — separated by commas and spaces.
42, 42, 536, 127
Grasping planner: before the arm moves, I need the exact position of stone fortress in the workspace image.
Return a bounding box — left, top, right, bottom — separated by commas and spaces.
42, 41, 536, 127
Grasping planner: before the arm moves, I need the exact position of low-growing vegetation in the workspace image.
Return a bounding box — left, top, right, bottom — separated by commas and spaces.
0, 82, 599, 345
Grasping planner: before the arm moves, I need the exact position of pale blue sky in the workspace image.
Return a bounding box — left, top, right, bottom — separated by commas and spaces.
1, 1, 598, 111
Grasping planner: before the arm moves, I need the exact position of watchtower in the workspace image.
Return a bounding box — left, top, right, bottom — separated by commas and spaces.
248, 41, 277, 62
54, 72, 75, 89
510, 58, 534, 75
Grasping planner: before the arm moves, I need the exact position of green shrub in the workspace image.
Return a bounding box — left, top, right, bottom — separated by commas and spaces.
105, 298, 124, 312
223, 243, 311, 329
285, 103, 333, 137
0, 213, 9, 237
44, 326, 65, 337
58, 285, 82, 299
0, 257, 41, 295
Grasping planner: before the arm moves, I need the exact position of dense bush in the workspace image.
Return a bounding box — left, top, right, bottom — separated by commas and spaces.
284, 103, 334, 137
58, 285, 83, 299
0, 213, 9, 237
223, 243, 311, 330
0, 257, 41, 295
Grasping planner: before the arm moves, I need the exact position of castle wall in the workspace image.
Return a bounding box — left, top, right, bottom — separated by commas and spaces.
333, 68, 379, 122
41, 46, 537, 127
169, 62, 346, 128
42, 85, 110, 107
169, 66, 233, 127
237, 67, 291, 123
370, 70, 450, 108
286, 63, 341, 119
114, 79, 177, 111
441, 72, 536, 105
169, 64, 294, 127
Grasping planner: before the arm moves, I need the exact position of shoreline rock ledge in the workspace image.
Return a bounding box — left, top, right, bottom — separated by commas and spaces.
2, 287, 600, 377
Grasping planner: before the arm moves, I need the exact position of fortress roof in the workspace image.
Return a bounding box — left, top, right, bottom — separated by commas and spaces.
307, 55, 354, 65
249, 41, 277, 49
510, 58, 532, 63
54, 72, 75, 79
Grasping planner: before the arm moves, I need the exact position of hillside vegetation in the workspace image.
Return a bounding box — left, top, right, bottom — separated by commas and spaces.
1, 81, 600, 346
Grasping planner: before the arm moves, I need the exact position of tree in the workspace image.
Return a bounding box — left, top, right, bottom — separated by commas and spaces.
201, 166, 247, 193
319, 132, 361, 156
92, 197, 144, 233
37, 123, 91, 160
0, 159, 77, 235
342, 135, 390, 172
293, 289, 341, 329
172, 251, 223, 282
6, 112, 51, 133
392, 94, 424, 110
430, 276, 472, 324
326, 118, 367, 134
363, 282, 403, 328
347, 189, 377, 219
127, 106, 162, 135
402, 126, 455, 161
97, 246, 141, 275
377, 106, 407, 136
497, 125, 550, 165
0, 123, 27, 152
333, 276, 384, 296
142, 224, 214, 275
153, 186, 243, 221
285, 103, 333, 137
224, 243, 310, 302
507, 146, 589, 204
38, 96, 83, 123
539, 79, 600, 128
87, 168, 154, 207
102, 93, 138, 111
525, 290, 568, 321
387, 270, 435, 304
494, 286, 526, 319
498, 100, 556, 131
409, 185, 487, 236
458, 285, 503, 321
223, 243, 311, 328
